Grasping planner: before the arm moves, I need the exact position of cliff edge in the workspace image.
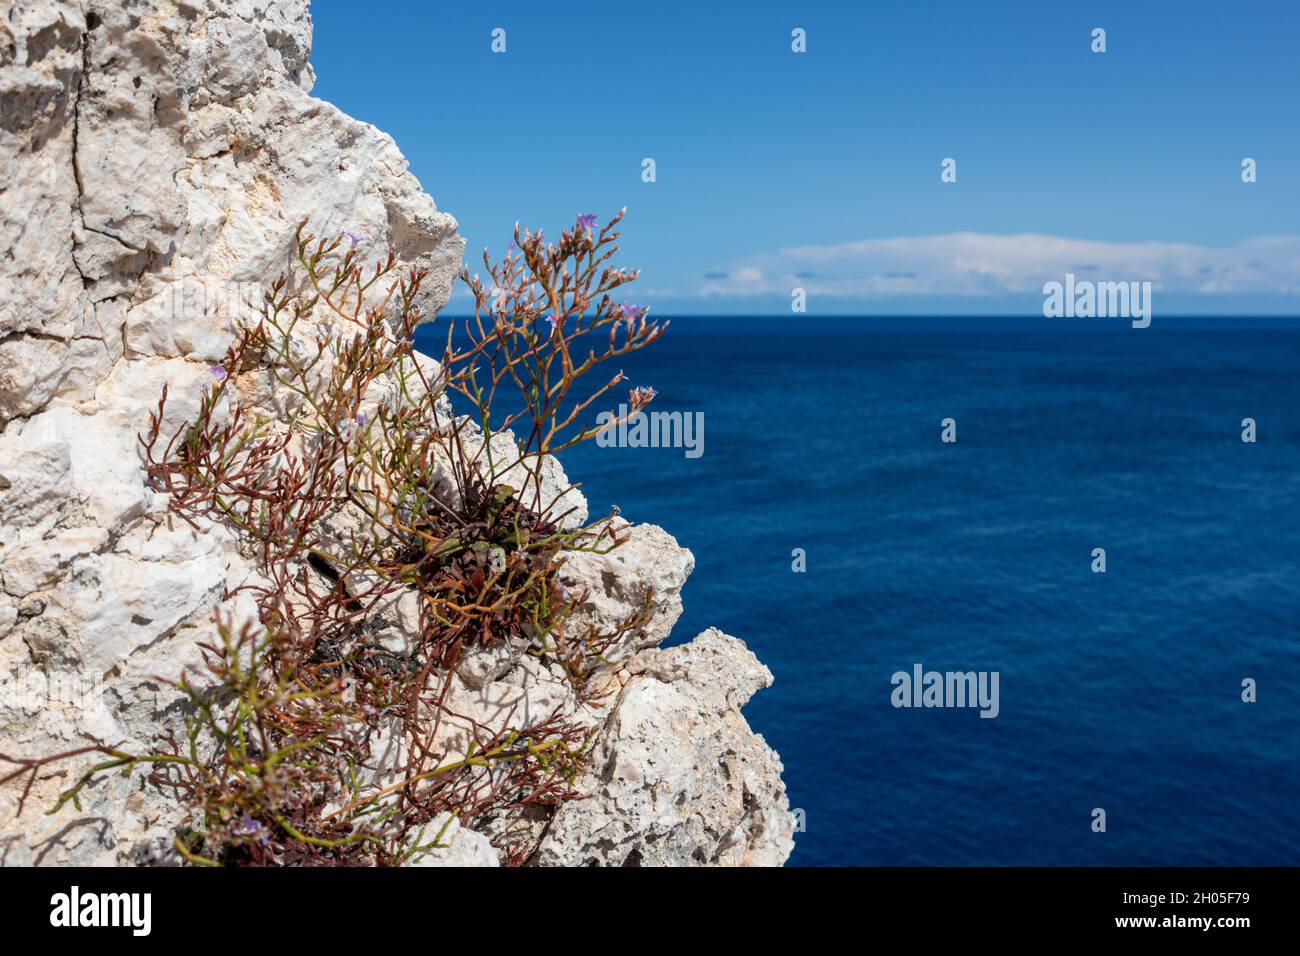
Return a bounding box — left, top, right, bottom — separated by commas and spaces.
0, 0, 793, 866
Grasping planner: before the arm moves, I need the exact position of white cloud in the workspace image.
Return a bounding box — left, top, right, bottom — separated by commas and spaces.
697, 233, 1300, 299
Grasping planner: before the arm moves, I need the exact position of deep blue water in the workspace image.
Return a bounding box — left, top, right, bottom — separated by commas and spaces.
420, 316, 1300, 866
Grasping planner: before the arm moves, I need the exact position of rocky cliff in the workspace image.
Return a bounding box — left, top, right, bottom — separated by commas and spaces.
0, 0, 793, 866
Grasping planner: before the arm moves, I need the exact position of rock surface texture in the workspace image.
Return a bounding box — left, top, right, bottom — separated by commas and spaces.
0, 0, 793, 866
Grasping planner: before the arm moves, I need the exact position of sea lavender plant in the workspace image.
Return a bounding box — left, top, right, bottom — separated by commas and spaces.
1, 212, 664, 865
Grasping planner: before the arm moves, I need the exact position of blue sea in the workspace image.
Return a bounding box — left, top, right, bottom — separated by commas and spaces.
422, 316, 1300, 866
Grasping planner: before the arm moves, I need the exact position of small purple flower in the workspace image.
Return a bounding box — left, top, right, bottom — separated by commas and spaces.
208, 365, 227, 382
232, 814, 270, 846
339, 412, 368, 439
630, 385, 657, 405
345, 232, 365, 247
621, 303, 647, 328
506, 240, 517, 255
542, 313, 558, 335
575, 213, 598, 232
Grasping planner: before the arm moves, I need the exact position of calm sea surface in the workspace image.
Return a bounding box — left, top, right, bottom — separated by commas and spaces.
418, 316, 1300, 866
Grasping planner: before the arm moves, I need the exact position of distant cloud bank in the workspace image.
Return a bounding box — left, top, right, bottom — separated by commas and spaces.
698, 233, 1300, 300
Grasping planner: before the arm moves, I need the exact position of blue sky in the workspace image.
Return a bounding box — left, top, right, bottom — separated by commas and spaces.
312, 1, 1299, 315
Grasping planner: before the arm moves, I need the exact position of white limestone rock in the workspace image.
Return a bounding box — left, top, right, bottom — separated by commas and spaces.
402, 813, 500, 868
423, 423, 590, 532
556, 519, 694, 671
123, 276, 251, 361
0, 0, 462, 429
436, 654, 592, 761
0, 0, 462, 865
0, 0, 792, 868
534, 629, 795, 867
